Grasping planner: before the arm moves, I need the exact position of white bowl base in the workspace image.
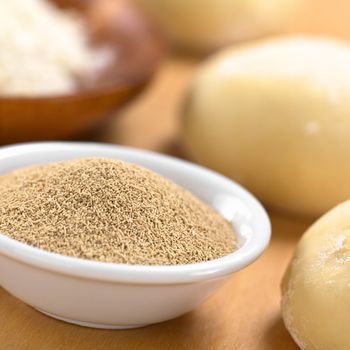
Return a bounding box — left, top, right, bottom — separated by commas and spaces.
37, 309, 147, 329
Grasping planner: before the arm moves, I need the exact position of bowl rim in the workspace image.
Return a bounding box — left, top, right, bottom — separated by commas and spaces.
0, 142, 271, 284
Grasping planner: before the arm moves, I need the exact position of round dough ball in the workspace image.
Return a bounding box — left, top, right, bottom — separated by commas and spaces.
183, 36, 350, 216
282, 200, 350, 350
135, 0, 300, 52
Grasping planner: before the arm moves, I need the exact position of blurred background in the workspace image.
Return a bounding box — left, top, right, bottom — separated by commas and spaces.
2, 0, 350, 151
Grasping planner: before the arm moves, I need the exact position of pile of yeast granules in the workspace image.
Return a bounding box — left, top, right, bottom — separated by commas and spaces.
0, 158, 236, 265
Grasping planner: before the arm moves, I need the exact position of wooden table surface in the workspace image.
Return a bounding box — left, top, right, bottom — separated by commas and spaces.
1, 1, 350, 348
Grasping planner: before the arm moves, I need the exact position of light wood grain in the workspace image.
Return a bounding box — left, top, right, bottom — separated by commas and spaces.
1, 0, 350, 348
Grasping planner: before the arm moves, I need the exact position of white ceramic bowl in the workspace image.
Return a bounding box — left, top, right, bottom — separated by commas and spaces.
0, 142, 270, 329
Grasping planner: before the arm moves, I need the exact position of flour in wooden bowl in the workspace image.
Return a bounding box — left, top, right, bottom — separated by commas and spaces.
0, 0, 109, 96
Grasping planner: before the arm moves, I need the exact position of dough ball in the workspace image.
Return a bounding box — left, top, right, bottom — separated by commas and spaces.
135, 0, 300, 52
183, 36, 350, 216
281, 200, 350, 350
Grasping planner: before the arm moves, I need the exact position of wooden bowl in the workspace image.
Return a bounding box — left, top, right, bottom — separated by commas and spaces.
0, 0, 164, 144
